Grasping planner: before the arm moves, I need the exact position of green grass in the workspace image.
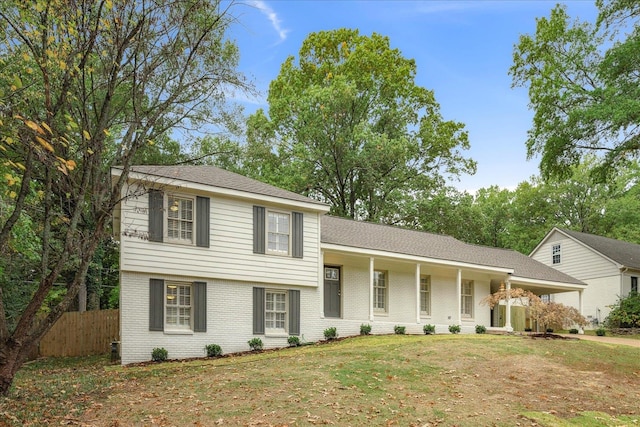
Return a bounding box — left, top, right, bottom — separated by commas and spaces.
2, 335, 640, 426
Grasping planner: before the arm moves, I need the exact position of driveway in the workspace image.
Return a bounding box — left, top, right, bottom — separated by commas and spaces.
572, 334, 640, 348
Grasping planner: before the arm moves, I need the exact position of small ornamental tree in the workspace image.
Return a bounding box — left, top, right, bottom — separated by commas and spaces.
605, 292, 640, 328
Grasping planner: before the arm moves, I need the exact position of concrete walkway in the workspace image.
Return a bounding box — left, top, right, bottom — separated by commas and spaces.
569, 334, 640, 348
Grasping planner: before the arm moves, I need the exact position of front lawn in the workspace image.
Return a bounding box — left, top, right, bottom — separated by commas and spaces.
2, 334, 639, 426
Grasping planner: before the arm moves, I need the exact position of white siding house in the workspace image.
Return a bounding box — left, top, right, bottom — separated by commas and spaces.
114, 166, 586, 364
530, 228, 640, 325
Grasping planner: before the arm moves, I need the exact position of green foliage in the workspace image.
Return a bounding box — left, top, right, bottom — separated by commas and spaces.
423, 324, 436, 335
287, 336, 301, 347
475, 325, 486, 334
151, 348, 168, 362
360, 323, 372, 335
448, 325, 461, 334
546, 328, 554, 334
605, 292, 640, 328
205, 344, 222, 357
596, 327, 607, 336
248, 338, 263, 351
324, 327, 338, 340
394, 325, 406, 335
569, 328, 579, 334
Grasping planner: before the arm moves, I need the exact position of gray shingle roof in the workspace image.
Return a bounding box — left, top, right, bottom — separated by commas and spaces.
126, 165, 327, 207
559, 228, 640, 270
321, 216, 584, 285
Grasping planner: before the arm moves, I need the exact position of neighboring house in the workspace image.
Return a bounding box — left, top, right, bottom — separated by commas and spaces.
113, 166, 586, 364
530, 227, 640, 325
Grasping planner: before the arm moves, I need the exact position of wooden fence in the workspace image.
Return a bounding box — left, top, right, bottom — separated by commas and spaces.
39, 309, 120, 357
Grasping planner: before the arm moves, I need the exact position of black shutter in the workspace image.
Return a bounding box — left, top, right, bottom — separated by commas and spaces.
253, 287, 265, 334
253, 206, 265, 254
196, 197, 210, 248
193, 281, 207, 332
289, 289, 300, 336
148, 190, 164, 242
292, 212, 303, 258
149, 279, 164, 331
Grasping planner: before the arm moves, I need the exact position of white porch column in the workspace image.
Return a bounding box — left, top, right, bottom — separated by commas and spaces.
578, 289, 585, 334
505, 280, 513, 332
456, 269, 462, 325
416, 264, 421, 323
369, 257, 375, 321
319, 250, 325, 318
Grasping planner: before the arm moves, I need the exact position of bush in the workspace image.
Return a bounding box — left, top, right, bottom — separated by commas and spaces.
248, 337, 263, 351
287, 336, 300, 347
394, 325, 406, 335
449, 324, 461, 334
605, 292, 640, 328
569, 328, 579, 334
546, 328, 554, 333
475, 325, 486, 334
524, 327, 532, 332
205, 344, 222, 357
596, 327, 606, 336
423, 324, 436, 335
360, 323, 372, 335
324, 327, 338, 340
151, 347, 168, 362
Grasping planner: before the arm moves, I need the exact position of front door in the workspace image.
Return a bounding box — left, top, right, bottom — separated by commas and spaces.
324, 266, 341, 318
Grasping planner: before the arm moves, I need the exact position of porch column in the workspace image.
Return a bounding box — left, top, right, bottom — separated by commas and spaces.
456, 269, 462, 325
319, 250, 325, 318
369, 257, 375, 321
416, 264, 421, 323
578, 289, 585, 334
505, 280, 513, 332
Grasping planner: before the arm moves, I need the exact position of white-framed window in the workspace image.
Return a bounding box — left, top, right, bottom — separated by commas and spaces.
420, 275, 431, 316
265, 290, 287, 333
374, 270, 387, 312
165, 282, 192, 330
267, 211, 290, 255
552, 244, 561, 264
632, 276, 638, 294
167, 195, 194, 243
461, 280, 473, 318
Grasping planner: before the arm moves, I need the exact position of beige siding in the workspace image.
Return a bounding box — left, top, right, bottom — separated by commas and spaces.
119, 184, 320, 287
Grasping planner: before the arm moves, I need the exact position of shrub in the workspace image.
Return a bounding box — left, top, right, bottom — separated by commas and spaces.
475, 325, 486, 334
596, 327, 606, 336
524, 327, 532, 332
449, 324, 461, 334
324, 326, 338, 340
394, 325, 406, 335
569, 328, 579, 334
546, 328, 554, 333
287, 336, 300, 347
205, 344, 222, 357
151, 347, 168, 362
605, 292, 640, 328
248, 337, 263, 351
360, 323, 372, 335
423, 324, 436, 335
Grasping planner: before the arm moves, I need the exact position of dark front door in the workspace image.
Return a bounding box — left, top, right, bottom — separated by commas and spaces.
324, 266, 341, 318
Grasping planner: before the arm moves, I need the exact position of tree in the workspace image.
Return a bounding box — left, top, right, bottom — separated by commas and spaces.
510, 1, 640, 181
605, 291, 640, 328
245, 29, 475, 222
0, 0, 250, 395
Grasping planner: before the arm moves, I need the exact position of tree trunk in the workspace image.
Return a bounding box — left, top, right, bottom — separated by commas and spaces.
0, 339, 34, 396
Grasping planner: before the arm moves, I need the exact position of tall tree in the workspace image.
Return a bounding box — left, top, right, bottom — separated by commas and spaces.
246, 29, 475, 221
510, 1, 640, 180
0, 0, 250, 395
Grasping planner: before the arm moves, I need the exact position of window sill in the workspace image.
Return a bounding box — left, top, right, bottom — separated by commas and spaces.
265, 331, 289, 338
374, 312, 389, 317
164, 329, 194, 335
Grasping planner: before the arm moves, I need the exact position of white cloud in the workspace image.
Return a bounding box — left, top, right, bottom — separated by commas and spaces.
252, 0, 289, 42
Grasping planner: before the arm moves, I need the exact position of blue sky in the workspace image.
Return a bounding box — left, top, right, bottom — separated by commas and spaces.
226, 1, 599, 193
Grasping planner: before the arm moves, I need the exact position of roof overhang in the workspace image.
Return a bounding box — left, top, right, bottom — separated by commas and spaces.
508, 275, 587, 294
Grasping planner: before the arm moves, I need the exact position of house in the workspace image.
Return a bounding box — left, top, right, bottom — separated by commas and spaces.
113, 165, 586, 364
530, 227, 640, 325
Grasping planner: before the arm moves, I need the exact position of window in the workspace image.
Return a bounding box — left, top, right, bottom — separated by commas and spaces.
148, 190, 209, 247
253, 287, 300, 336
461, 280, 473, 318
632, 276, 638, 294
167, 195, 194, 243
374, 270, 387, 312
165, 283, 192, 330
420, 275, 431, 316
552, 244, 561, 264
149, 279, 206, 332
540, 294, 551, 303
267, 211, 290, 255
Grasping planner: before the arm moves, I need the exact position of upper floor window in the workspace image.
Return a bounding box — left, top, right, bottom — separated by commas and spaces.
167, 195, 194, 243
632, 276, 638, 294
420, 275, 431, 316
552, 244, 561, 264
461, 280, 474, 318
374, 270, 387, 312
267, 211, 290, 255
